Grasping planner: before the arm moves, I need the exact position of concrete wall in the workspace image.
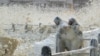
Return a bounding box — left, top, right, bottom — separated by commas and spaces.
73, 0, 90, 8
66, 0, 73, 4
0, 0, 10, 5
10, 0, 33, 2
0, 0, 90, 8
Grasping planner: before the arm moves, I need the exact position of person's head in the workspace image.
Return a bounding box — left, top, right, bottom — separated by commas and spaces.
41, 46, 51, 56
54, 17, 62, 26
68, 18, 78, 25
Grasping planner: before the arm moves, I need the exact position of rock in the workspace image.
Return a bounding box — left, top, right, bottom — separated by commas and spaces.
0, 37, 18, 56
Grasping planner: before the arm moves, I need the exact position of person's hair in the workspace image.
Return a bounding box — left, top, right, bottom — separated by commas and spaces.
54, 17, 62, 25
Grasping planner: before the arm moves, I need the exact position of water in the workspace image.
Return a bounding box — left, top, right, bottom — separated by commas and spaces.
0, 0, 100, 56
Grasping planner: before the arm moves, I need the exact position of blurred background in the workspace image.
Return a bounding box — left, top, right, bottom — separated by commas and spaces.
0, 0, 92, 9
0, 0, 100, 56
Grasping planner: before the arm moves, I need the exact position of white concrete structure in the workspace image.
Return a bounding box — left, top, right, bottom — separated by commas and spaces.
34, 34, 56, 56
